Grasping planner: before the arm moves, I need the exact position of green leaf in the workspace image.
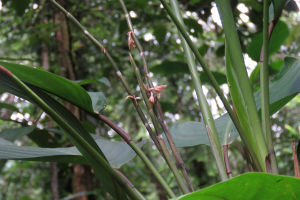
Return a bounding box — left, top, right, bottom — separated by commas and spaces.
73, 77, 110, 87
163, 113, 238, 148
150, 61, 227, 85
183, 18, 203, 37
0, 61, 106, 113
0, 126, 36, 142
172, 173, 300, 200
0, 102, 19, 112
269, 0, 290, 22
0, 137, 146, 168
246, 21, 289, 62
153, 25, 167, 44
249, 64, 260, 87
254, 57, 300, 115
170, 57, 300, 148
87, 92, 107, 112
10, 0, 30, 16
0, 67, 127, 200
0, 126, 37, 171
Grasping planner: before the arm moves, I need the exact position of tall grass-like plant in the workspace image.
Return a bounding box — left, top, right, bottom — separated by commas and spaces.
0, 0, 300, 199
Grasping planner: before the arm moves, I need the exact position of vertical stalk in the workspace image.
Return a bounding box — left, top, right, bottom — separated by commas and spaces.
159, 138, 190, 194
169, 0, 225, 178
120, 0, 193, 191
206, 126, 228, 181
129, 54, 190, 193
159, 0, 262, 171
261, 0, 279, 174
215, 0, 268, 171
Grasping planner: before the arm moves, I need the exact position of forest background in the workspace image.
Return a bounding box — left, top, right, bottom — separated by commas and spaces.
0, 0, 300, 199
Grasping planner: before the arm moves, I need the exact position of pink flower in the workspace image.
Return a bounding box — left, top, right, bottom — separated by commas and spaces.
149, 85, 167, 99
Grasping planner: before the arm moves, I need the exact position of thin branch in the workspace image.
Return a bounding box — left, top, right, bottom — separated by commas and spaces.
292, 140, 300, 178
96, 113, 176, 198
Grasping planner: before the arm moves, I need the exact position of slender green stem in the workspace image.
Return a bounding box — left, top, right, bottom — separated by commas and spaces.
128, 140, 176, 198
158, 138, 189, 194
120, 0, 193, 190
261, 0, 278, 174
206, 126, 228, 181
96, 113, 175, 198
129, 54, 189, 192
9, 74, 141, 200
159, 0, 258, 169
169, 0, 224, 171
216, 0, 268, 171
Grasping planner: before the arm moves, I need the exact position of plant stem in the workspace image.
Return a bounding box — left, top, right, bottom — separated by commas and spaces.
261, 0, 279, 174
206, 126, 228, 181
96, 113, 176, 198
160, 0, 263, 171
120, 0, 193, 191
215, 0, 268, 171
128, 140, 176, 198
169, 0, 224, 173
48, 0, 164, 155
9, 73, 141, 200
159, 138, 190, 194
129, 54, 189, 193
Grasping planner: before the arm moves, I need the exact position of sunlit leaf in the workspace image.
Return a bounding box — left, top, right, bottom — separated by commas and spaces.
172, 173, 300, 200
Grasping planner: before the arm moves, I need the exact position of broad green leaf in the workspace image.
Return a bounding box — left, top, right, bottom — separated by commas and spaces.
0, 125, 37, 171
87, 92, 107, 112
0, 61, 106, 113
0, 67, 127, 200
73, 77, 110, 87
163, 113, 238, 148
0, 102, 19, 112
150, 61, 227, 85
254, 57, 300, 115
269, 0, 290, 22
0, 126, 36, 142
246, 21, 289, 62
0, 137, 146, 169
172, 173, 300, 200
169, 57, 300, 148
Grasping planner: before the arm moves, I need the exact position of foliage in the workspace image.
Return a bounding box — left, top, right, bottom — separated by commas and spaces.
1, 0, 300, 199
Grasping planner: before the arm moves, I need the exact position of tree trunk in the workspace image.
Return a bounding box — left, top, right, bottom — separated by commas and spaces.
52, 1, 93, 199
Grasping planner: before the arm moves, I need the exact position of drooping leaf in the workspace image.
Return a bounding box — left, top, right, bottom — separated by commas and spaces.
0, 61, 106, 113
0, 67, 127, 200
169, 57, 300, 148
0, 102, 19, 112
87, 92, 107, 112
163, 113, 238, 148
150, 61, 227, 85
247, 21, 289, 62
0, 125, 37, 171
172, 173, 300, 200
73, 77, 110, 87
0, 126, 36, 142
269, 0, 290, 22
254, 57, 300, 115
0, 137, 146, 169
